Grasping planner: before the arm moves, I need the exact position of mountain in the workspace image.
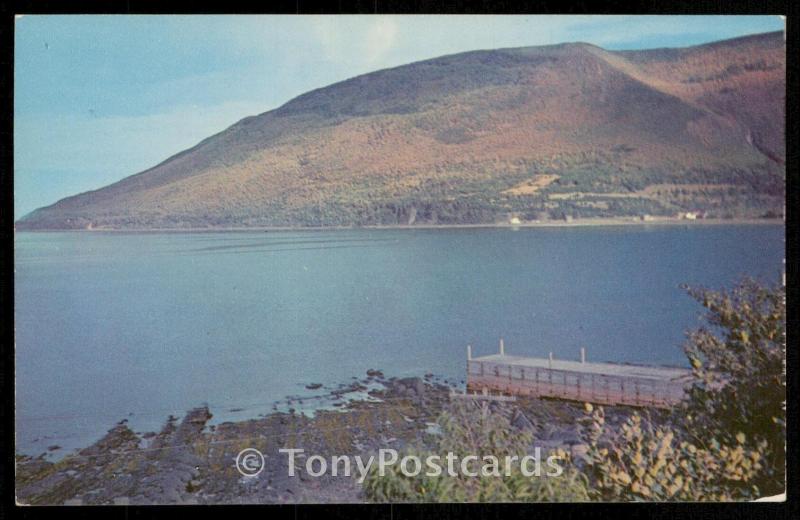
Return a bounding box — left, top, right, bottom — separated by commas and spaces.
17, 31, 785, 229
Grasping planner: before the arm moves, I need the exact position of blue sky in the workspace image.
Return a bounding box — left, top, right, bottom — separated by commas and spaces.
14, 15, 785, 219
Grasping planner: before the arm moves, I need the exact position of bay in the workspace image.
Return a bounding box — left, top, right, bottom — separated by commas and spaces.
14, 224, 784, 457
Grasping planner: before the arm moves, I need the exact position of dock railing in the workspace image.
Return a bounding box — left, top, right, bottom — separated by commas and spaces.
466, 340, 691, 409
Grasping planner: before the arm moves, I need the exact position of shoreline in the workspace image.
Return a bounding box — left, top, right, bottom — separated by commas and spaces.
14, 373, 459, 504
14, 217, 783, 234
15, 371, 644, 505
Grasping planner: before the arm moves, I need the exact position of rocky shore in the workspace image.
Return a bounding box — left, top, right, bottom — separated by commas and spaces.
16, 371, 645, 505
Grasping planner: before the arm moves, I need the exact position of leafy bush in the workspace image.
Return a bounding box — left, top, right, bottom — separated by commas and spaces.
579, 404, 767, 501
362, 401, 590, 502
579, 279, 785, 500
679, 279, 786, 495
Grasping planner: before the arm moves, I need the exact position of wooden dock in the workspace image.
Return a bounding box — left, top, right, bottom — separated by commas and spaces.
466, 341, 692, 408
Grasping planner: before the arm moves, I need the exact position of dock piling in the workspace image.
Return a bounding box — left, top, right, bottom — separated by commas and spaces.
581, 347, 586, 364
467, 344, 472, 361
499, 338, 505, 356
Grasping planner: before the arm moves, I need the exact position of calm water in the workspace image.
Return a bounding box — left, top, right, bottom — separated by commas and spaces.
15, 225, 784, 457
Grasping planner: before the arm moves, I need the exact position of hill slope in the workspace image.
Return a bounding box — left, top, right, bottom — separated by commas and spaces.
18, 31, 785, 229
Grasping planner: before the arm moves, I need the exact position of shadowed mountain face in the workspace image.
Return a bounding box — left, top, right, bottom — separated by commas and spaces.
18, 31, 785, 229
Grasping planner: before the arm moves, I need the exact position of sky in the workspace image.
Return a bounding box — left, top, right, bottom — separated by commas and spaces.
13, 15, 785, 219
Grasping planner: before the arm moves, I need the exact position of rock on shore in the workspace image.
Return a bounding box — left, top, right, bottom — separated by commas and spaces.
16, 373, 643, 504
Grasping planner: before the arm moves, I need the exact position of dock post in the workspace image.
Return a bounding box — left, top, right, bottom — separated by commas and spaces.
467, 344, 472, 361
580, 347, 586, 364
548, 351, 553, 369
499, 338, 505, 356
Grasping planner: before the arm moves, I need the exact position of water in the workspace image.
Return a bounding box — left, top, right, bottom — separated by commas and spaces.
14, 225, 784, 457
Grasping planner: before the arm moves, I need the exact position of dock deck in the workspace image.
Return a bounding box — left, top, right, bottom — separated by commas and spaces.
466, 346, 692, 408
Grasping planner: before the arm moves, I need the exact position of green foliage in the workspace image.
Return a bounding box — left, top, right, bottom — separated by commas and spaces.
579, 404, 767, 501
679, 279, 786, 495
579, 279, 785, 500
362, 401, 590, 502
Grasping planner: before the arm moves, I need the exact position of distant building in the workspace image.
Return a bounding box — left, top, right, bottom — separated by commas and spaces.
564, 215, 573, 222
509, 216, 522, 225
640, 214, 654, 221
682, 212, 698, 220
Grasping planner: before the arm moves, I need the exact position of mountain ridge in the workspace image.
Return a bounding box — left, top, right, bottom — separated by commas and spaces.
18, 31, 785, 229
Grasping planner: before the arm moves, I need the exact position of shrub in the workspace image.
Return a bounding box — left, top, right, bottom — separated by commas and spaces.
579, 279, 785, 500
362, 401, 590, 502
679, 279, 786, 495
579, 404, 767, 501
